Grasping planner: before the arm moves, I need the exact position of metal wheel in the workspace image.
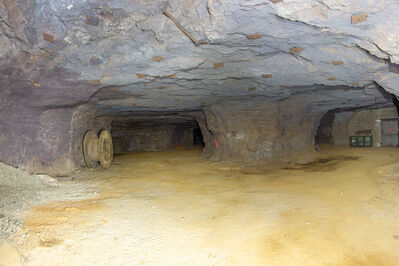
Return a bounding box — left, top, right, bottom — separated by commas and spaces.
83, 130, 99, 168
98, 129, 113, 168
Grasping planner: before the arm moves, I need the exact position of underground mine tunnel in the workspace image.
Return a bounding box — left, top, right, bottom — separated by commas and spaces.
1, 0, 399, 265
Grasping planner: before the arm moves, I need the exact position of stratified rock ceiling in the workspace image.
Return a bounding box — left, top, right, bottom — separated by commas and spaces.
1, 0, 399, 115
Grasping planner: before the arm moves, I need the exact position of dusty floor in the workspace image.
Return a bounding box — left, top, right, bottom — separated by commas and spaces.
1, 145, 399, 265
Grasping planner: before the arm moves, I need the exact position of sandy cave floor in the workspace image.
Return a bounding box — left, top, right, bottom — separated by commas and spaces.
1, 146, 399, 265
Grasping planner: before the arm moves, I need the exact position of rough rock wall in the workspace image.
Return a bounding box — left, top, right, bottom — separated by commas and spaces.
332, 111, 356, 146
0, 104, 74, 175
200, 98, 324, 164
112, 126, 175, 154
1, 0, 399, 174
1, 0, 399, 110
171, 127, 194, 147
332, 107, 398, 147
0, 103, 110, 176
112, 123, 194, 154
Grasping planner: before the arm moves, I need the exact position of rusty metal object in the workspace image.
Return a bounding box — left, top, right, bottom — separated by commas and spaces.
83, 130, 113, 169
163, 9, 200, 45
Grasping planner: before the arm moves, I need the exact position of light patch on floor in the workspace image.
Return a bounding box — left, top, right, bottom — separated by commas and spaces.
1, 146, 399, 265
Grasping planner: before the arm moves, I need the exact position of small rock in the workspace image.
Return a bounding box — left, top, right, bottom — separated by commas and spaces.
36, 174, 57, 183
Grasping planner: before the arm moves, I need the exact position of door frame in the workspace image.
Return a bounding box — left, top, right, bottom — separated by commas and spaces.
380, 118, 399, 147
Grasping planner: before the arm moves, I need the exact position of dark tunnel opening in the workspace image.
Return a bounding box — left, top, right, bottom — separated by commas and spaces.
193, 124, 204, 146
110, 113, 205, 155
393, 95, 399, 115
315, 103, 399, 148
315, 110, 335, 146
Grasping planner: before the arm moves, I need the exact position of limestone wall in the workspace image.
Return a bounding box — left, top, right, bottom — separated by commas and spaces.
0, 103, 110, 176
112, 124, 194, 154
199, 98, 325, 164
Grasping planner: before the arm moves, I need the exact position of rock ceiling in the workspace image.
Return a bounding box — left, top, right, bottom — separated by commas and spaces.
1, 0, 398, 114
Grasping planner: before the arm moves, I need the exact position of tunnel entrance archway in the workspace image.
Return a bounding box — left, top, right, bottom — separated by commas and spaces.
315, 105, 399, 148
193, 122, 204, 146
392, 95, 399, 115
315, 110, 335, 146
109, 113, 204, 155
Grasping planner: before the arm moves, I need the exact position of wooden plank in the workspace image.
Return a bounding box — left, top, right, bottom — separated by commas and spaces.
163, 9, 199, 45
246, 34, 262, 39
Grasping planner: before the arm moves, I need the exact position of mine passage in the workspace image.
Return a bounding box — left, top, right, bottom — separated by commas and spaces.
1, 0, 399, 265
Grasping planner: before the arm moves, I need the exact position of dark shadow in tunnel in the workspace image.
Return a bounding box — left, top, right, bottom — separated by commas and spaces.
110, 113, 204, 155
315, 110, 335, 145
392, 95, 399, 116
193, 121, 205, 147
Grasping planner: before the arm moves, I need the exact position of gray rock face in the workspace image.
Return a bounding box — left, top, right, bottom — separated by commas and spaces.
200, 95, 336, 164
112, 118, 195, 154
0, 0, 398, 174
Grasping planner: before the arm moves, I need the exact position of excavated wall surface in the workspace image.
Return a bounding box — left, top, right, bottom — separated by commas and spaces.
112, 123, 194, 154
331, 107, 398, 147
1, 0, 399, 174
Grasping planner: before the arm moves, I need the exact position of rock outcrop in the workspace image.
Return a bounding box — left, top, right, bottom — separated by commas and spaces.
0, 0, 398, 174
112, 119, 195, 154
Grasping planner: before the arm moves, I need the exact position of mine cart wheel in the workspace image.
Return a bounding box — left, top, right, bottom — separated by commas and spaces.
98, 129, 113, 168
83, 130, 99, 169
